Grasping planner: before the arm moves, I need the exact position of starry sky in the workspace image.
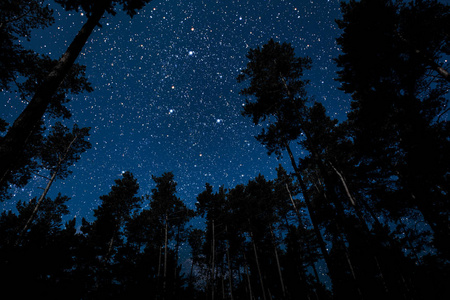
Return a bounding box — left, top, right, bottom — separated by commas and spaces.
2, 0, 351, 223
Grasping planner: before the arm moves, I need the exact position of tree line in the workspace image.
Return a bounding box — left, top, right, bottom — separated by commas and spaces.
1, 0, 449, 299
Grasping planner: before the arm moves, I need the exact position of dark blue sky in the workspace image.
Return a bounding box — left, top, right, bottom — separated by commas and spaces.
2, 0, 350, 223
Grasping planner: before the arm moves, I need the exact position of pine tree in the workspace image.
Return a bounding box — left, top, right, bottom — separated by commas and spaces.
0, 0, 153, 190
335, 0, 450, 259
150, 172, 192, 299
236, 39, 335, 282
0, 1, 92, 198
0, 0, 54, 90
0, 193, 76, 298
77, 171, 142, 297
16, 122, 91, 244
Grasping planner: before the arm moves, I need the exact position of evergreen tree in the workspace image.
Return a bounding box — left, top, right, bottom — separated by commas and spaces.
15, 123, 90, 243
149, 172, 193, 299
76, 171, 142, 298
0, 1, 92, 198
273, 164, 328, 299
0, 0, 54, 90
0, 0, 153, 191
113, 200, 163, 298
335, 0, 450, 258
236, 39, 335, 283
0, 193, 76, 298
187, 228, 205, 282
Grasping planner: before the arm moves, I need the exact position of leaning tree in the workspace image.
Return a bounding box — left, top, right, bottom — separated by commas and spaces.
0, 0, 153, 190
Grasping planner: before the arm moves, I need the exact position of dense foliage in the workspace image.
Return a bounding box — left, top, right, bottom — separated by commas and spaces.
1, 0, 449, 299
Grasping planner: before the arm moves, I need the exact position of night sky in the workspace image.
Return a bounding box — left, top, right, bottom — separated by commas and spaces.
2, 0, 351, 223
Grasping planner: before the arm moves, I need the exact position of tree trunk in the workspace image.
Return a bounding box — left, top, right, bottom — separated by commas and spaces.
270, 226, 286, 298
163, 213, 168, 294
285, 182, 302, 225
310, 262, 320, 290
249, 230, 266, 300
189, 257, 194, 283
225, 227, 234, 300
327, 161, 383, 228
15, 167, 58, 246
212, 219, 216, 300
158, 245, 162, 278
243, 252, 253, 300
174, 224, 181, 279
342, 240, 364, 299
0, 3, 106, 184
104, 230, 117, 264
325, 161, 393, 295
267, 289, 273, 300
16, 134, 79, 245
284, 143, 332, 274
221, 268, 226, 300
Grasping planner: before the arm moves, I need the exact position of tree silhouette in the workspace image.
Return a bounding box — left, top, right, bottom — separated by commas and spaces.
237, 39, 337, 283
0, 193, 76, 298
0, 2, 92, 199
15, 123, 90, 245
77, 171, 142, 297
336, 0, 450, 258
149, 172, 193, 299
0, 0, 153, 192
0, 0, 54, 91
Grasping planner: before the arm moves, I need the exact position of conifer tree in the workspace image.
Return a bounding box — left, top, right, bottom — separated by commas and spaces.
77, 171, 142, 297
335, 0, 450, 258
16, 122, 90, 243
150, 172, 192, 298
0, 1, 92, 198
0, 0, 152, 190
236, 39, 335, 281
0, 193, 76, 298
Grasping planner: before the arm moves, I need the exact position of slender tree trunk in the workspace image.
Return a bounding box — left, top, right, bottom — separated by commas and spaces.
15, 168, 58, 246
327, 161, 383, 230
284, 143, 332, 274
225, 227, 234, 300
249, 230, 266, 300
285, 182, 302, 225
15, 134, 79, 245
342, 241, 364, 299
310, 262, 320, 289
282, 195, 323, 294
158, 245, 162, 278
212, 219, 216, 300
327, 162, 357, 207
174, 224, 181, 279
270, 226, 286, 298
243, 252, 253, 300
302, 132, 386, 298
267, 289, 273, 300
103, 229, 119, 266
334, 222, 364, 300
0, 2, 106, 183
326, 161, 393, 295
221, 267, 226, 300
163, 213, 168, 295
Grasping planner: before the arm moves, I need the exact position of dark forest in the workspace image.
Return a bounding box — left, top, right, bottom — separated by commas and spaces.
1, 0, 449, 299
